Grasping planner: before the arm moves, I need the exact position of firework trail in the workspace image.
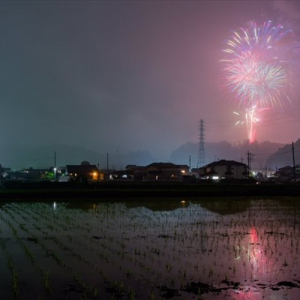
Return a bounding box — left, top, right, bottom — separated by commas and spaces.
233, 106, 268, 143
223, 20, 299, 142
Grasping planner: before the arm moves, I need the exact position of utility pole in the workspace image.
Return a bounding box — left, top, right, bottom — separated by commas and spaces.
292, 142, 296, 184
247, 151, 254, 178
54, 151, 57, 180
106, 153, 109, 180
247, 151, 250, 178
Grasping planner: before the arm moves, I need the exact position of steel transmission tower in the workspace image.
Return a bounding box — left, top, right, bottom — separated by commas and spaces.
197, 119, 206, 168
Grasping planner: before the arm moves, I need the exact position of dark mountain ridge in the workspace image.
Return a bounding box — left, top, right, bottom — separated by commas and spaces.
170, 140, 291, 170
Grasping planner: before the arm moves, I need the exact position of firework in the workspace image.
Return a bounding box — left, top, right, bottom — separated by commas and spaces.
223, 20, 298, 142
223, 21, 292, 58
234, 105, 268, 143
223, 21, 295, 108
224, 51, 288, 108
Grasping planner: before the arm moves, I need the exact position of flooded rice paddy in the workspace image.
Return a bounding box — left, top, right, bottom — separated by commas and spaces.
0, 198, 300, 299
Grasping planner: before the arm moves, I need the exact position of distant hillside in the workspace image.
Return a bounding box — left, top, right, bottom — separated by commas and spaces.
170, 140, 285, 170
2, 140, 295, 171
0, 144, 102, 170
266, 139, 300, 169
0, 144, 155, 170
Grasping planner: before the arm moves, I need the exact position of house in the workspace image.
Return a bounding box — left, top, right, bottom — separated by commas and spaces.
146, 162, 189, 180
125, 165, 147, 180
65, 164, 100, 182
273, 165, 300, 182
109, 170, 134, 180
194, 159, 248, 180
125, 163, 190, 181
15, 168, 52, 181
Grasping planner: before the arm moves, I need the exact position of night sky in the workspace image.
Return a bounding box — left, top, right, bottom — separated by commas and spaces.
1, 1, 300, 162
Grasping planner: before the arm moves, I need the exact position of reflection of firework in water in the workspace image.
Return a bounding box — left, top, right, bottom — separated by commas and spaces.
223, 20, 299, 142
234, 105, 268, 143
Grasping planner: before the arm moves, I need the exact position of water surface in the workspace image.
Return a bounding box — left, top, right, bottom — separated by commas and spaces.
0, 198, 299, 299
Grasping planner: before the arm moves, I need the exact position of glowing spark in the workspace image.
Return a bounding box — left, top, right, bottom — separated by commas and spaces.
234, 105, 268, 143
222, 20, 299, 142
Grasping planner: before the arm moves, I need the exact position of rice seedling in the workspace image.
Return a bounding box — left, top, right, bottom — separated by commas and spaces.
43, 270, 51, 293
1, 199, 300, 299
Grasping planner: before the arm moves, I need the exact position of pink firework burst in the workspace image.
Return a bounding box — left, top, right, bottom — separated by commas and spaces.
222, 20, 299, 142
